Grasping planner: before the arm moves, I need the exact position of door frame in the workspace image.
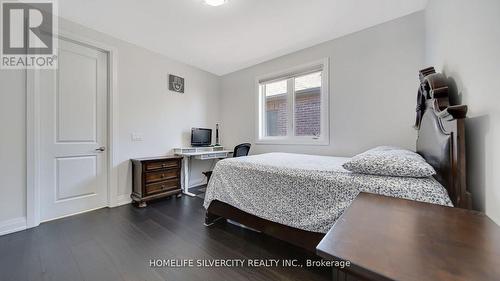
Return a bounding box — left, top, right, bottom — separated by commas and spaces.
26, 30, 121, 228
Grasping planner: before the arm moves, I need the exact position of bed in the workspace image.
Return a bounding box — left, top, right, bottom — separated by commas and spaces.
204, 67, 472, 251
204, 152, 452, 234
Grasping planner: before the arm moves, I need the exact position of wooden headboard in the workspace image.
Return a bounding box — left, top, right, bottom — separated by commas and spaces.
415, 67, 471, 209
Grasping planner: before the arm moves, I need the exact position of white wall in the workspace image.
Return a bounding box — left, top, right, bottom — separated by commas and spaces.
0, 18, 220, 231
219, 12, 425, 157
425, 0, 500, 224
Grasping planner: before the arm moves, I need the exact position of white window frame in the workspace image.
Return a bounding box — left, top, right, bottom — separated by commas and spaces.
255, 58, 330, 145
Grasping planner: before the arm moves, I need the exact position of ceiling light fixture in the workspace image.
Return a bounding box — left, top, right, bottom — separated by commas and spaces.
204, 0, 227, 7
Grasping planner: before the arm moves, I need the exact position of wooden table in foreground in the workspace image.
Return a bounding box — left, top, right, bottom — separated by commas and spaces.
316, 192, 500, 281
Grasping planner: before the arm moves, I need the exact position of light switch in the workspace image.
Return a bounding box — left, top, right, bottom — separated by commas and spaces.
131, 133, 144, 141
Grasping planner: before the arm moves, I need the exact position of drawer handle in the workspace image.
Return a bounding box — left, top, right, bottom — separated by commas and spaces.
161, 185, 166, 189
161, 173, 165, 177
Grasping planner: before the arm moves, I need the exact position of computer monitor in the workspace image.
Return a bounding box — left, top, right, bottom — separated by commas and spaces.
191, 128, 212, 147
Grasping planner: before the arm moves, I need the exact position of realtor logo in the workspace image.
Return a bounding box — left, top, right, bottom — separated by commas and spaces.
1, 0, 58, 69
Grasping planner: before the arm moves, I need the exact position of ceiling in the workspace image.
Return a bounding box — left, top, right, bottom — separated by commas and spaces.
59, 0, 428, 76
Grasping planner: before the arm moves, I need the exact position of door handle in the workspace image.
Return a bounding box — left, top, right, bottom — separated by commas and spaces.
95, 146, 106, 152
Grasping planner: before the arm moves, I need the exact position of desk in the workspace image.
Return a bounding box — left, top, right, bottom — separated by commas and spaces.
174, 147, 232, 196
316, 193, 500, 281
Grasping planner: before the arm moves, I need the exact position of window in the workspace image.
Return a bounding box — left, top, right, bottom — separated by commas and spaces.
263, 79, 288, 137
257, 59, 329, 145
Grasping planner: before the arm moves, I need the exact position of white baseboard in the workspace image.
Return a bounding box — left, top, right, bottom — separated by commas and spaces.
0, 217, 27, 236
189, 178, 207, 188
114, 194, 132, 207
111, 182, 204, 208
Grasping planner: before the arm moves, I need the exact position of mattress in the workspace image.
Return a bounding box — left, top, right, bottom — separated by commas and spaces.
203, 152, 453, 233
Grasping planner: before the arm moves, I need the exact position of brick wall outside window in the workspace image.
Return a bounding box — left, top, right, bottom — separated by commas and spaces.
265, 95, 288, 136
295, 89, 321, 136
265, 87, 321, 136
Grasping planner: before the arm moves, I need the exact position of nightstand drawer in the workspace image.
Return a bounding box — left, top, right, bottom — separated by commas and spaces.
131, 156, 182, 207
145, 160, 179, 171
145, 179, 180, 195
145, 170, 178, 184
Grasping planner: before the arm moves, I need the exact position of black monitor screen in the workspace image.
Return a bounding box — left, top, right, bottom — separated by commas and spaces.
191, 128, 212, 146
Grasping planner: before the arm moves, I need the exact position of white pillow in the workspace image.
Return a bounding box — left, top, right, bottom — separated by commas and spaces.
342, 146, 436, 178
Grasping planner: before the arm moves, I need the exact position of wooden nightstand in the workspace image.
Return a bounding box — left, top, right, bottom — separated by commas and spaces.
316, 192, 500, 281
131, 156, 183, 207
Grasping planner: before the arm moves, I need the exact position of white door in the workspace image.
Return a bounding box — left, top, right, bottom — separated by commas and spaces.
39, 38, 108, 222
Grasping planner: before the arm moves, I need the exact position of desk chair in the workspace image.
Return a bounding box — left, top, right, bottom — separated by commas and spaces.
203, 143, 251, 183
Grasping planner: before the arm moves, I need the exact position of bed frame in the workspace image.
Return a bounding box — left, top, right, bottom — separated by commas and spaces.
205, 67, 471, 252
415, 67, 471, 209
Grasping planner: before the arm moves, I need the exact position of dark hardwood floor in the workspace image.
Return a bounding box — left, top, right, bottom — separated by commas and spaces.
0, 194, 330, 281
